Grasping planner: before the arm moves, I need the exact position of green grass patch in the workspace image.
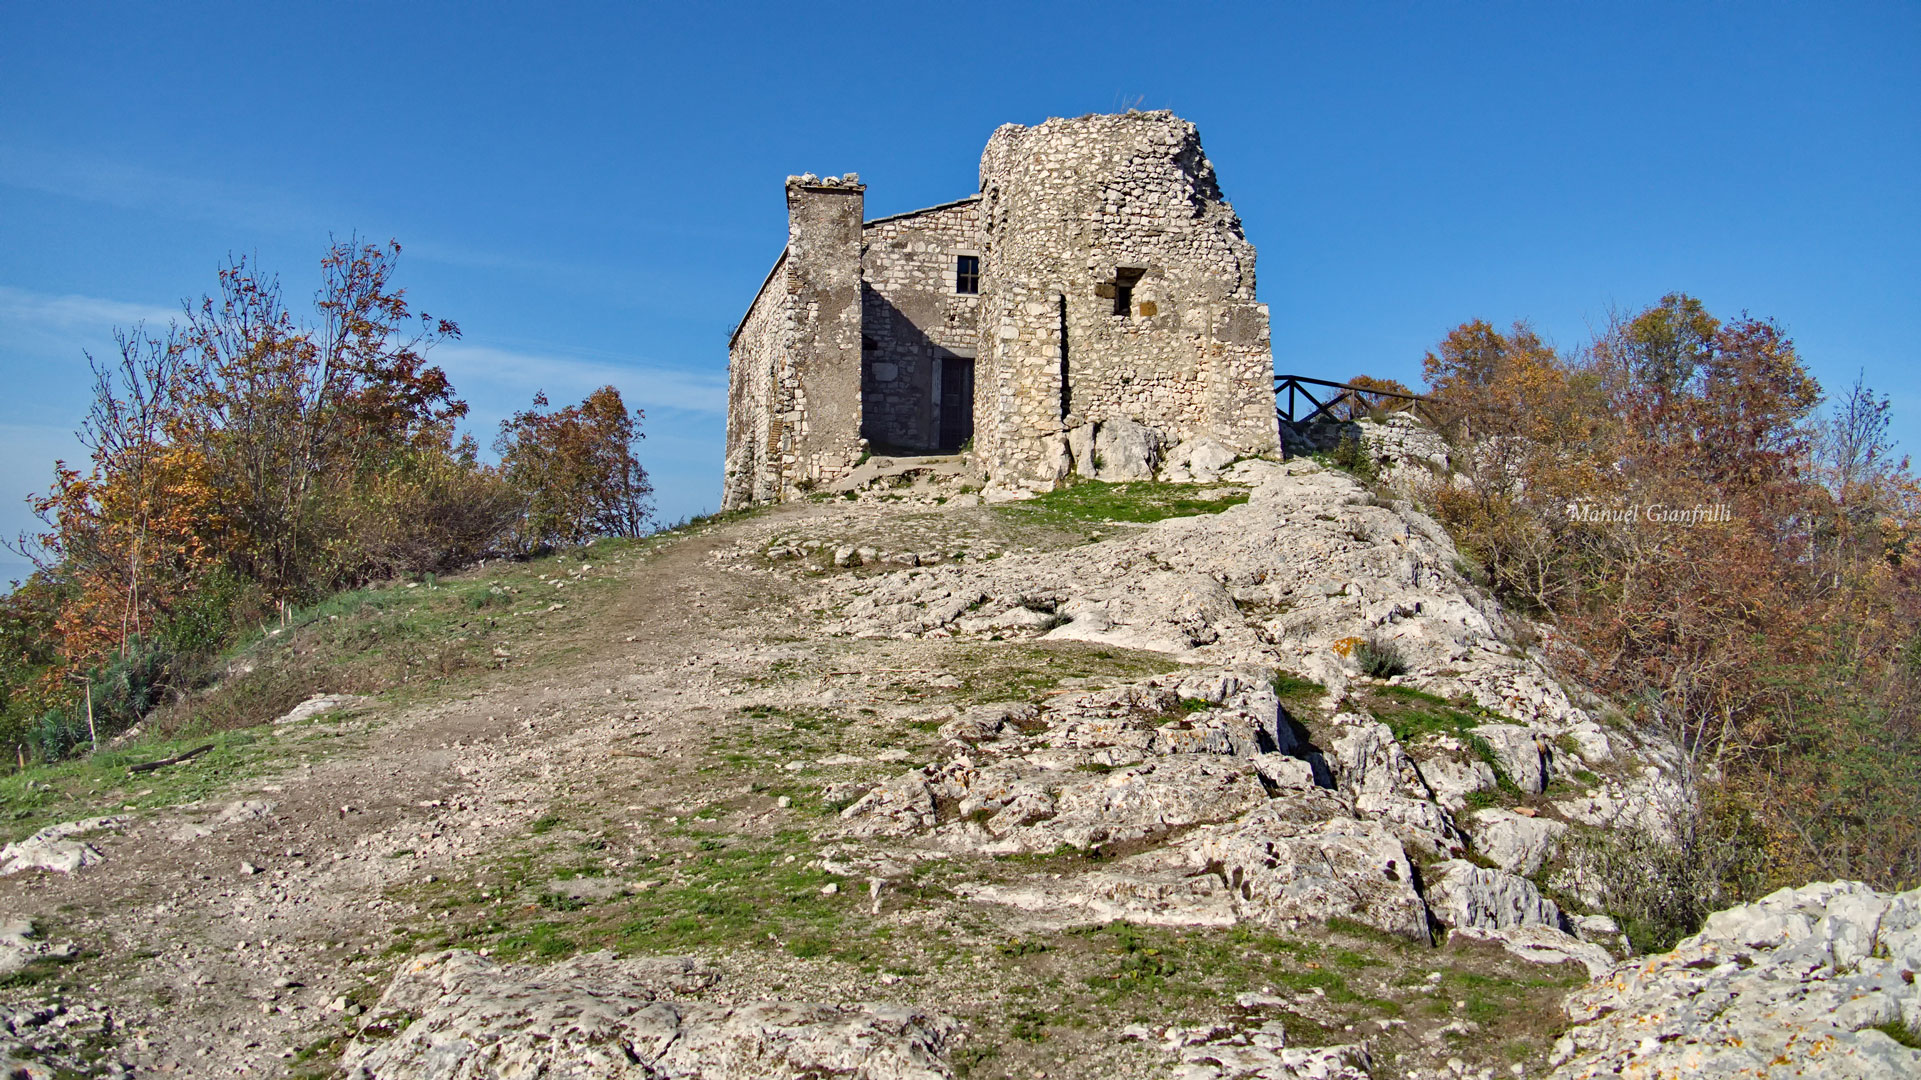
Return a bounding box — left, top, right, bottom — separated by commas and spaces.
995, 480, 1249, 529
1373, 701, 1474, 744
404, 831, 892, 968
614, 840, 847, 957
1009, 1008, 1050, 1042
1356, 687, 1523, 795
1272, 673, 1326, 698
0, 946, 88, 991
497, 920, 576, 959
718, 704, 856, 771
1375, 685, 1451, 708
138, 533, 672, 743
0, 730, 290, 843
1867, 1018, 1921, 1049
1437, 966, 1588, 1030
942, 641, 1180, 704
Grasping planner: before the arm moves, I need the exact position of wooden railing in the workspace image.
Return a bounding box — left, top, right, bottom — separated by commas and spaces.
1274, 375, 1452, 430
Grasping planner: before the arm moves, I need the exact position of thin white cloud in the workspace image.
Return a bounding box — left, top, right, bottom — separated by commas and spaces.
0, 288, 730, 417
434, 342, 729, 416
0, 145, 327, 234
0, 285, 179, 335
0, 148, 671, 281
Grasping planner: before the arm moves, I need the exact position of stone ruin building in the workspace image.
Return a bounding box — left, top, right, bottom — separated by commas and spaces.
722, 111, 1279, 508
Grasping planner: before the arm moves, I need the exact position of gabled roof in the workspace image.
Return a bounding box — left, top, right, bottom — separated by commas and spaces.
727, 247, 789, 349
862, 194, 981, 229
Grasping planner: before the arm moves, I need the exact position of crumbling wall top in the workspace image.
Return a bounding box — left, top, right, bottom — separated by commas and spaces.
788, 173, 864, 191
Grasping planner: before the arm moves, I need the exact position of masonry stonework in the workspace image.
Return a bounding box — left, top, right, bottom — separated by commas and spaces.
859, 197, 983, 455
724, 112, 1279, 508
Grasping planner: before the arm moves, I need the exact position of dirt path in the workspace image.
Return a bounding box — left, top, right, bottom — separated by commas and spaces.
0, 506, 830, 1075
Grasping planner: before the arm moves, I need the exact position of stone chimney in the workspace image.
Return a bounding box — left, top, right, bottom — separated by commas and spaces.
780, 174, 866, 491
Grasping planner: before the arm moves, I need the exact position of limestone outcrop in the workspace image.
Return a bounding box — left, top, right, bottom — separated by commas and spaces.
824, 459, 1682, 959
1549, 881, 1921, 1079
0, 817, 120, 876
827, 459, 1613, 737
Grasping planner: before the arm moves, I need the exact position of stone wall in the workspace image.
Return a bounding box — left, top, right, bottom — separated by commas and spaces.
722, 251, 788, 509
722, 175, 870, 510
975, 112, 1279, 487
859, 198, 983, 453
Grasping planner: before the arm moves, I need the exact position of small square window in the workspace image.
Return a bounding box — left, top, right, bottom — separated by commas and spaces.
955, 255, 980, 295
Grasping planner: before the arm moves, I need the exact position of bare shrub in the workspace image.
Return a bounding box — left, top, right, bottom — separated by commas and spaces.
1355, 634, 1408, 678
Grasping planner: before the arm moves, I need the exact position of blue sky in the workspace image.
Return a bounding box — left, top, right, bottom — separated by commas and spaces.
3, 2, 1916, 587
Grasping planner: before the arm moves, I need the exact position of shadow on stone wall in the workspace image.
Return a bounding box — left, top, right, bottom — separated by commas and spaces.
1277, 417, 1364, 458
861, 287, 971, 456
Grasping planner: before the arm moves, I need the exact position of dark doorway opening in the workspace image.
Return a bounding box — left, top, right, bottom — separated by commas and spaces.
1112, 267, 1145, 316
938, 353, 975, 453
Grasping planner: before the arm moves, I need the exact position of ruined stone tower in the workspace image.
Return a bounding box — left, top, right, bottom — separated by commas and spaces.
723, 111, 1278, 509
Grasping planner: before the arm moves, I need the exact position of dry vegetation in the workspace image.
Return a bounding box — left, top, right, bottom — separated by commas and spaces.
1409, 294, 1920, 913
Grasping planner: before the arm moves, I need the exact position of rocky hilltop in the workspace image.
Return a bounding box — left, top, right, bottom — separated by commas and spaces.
0, 448, 1912, 1078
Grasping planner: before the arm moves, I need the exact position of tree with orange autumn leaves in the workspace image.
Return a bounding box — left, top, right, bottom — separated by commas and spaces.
3, 241, 652, 761
496, 386, 652, 550
21, 241, 478, 656
1419, 295, 1920, 907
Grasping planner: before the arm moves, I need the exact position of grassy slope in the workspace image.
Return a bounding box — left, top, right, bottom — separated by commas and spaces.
0, 528, 697, 845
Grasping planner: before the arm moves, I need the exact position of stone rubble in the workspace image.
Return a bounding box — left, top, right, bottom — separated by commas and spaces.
832, 656, 1629, 958
0, 999, 125, 1079
168, 798, 276, 844
1175, 1039, 1372, 1080
340, 949, 957, 1080
826, 459, 1607, 733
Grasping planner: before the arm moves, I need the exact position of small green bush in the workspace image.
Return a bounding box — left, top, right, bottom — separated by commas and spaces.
1319, 431, 1379, 485
18, 638, 184, 762
1563, 807, 1764, 954
157, 568, 263, 657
